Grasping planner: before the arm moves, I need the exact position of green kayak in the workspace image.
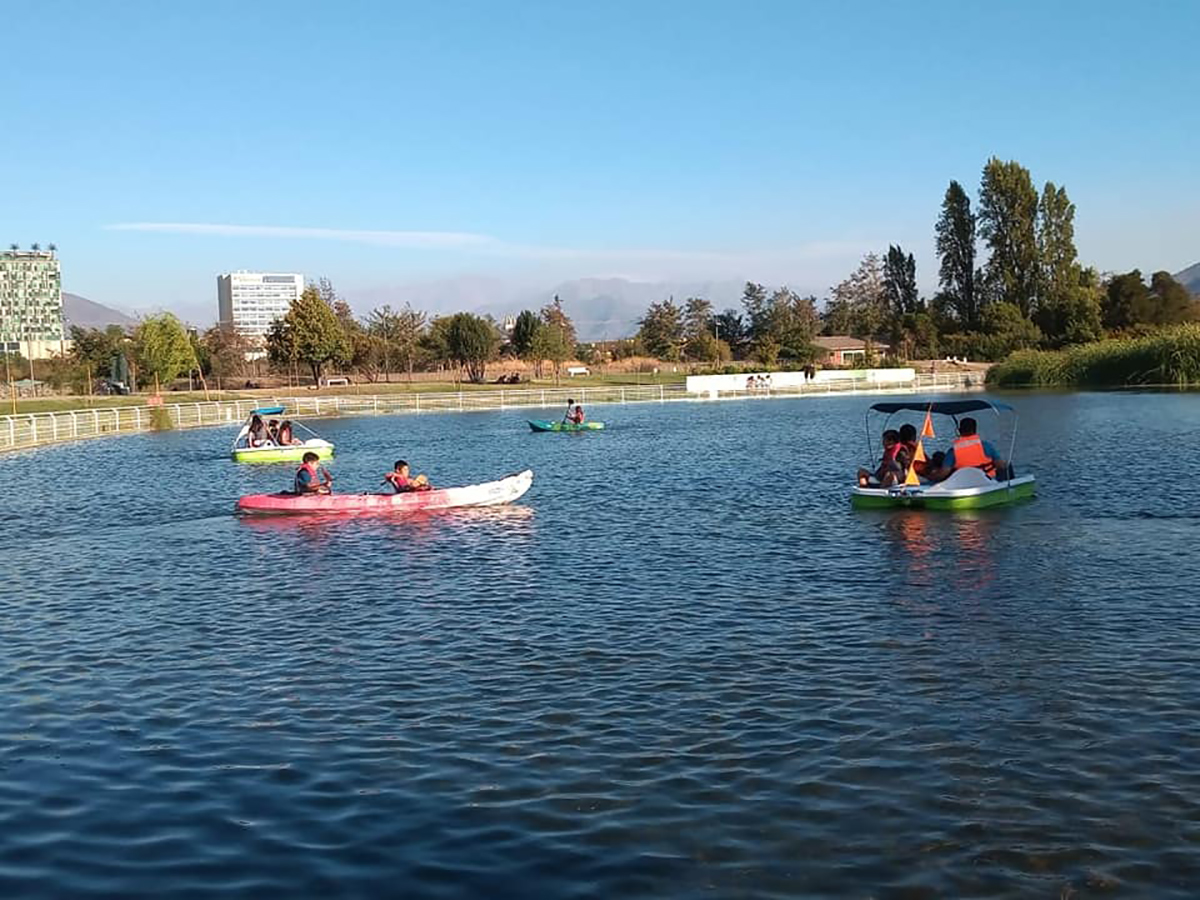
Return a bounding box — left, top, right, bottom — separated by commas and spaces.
528, 419, 605, 432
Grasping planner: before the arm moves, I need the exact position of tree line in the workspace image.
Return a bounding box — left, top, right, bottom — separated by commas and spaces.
637, 156, 1197, 366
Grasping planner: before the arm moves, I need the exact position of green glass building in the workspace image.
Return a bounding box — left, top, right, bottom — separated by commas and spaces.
0, 247, 64, 356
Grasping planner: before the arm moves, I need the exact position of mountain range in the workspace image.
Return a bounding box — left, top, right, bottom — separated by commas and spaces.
62, 292, 135, 329
347, 276, 751, 341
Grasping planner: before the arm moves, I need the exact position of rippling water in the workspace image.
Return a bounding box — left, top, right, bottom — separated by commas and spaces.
3, 391, 1200, 898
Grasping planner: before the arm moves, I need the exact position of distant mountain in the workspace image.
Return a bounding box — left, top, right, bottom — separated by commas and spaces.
1174, 262, 1200, 295
62, 292, 136, 329
345, 276, 750, 341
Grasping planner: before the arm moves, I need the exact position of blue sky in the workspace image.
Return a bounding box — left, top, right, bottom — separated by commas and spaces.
2, 0, 1198, 322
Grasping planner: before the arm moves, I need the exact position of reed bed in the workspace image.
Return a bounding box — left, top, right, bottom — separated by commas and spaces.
987, 325, 1200, 388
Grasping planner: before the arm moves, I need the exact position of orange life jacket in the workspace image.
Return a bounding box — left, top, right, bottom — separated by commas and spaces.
952, 435, 995, 476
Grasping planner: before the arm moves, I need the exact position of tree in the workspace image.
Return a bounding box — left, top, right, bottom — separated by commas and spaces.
267, 285, 351, 382
367, 304, 427, 381
134, 313, 194, 390
201, 325, 254, 385
683, 297, 715, 360
713, 309, 747, 354
829, 253, 888, 339
636, 298, 684, 360
70, 324, 128, 371
540, 295, 576, 347
510, 309, 540, 359
1035, 181, 1081, 342
1103, 270, 1150, 331
741, 282, 771, 341
1058, 267, 1105, 345
980, 301, 1043, 358
978, 157, 1040, 317
750, 334, 780, 368
820, 297, 855, 336
935, 180, 979, 330
1148, 271, 1199, 325
442, 312, 500, 383
530, 321, 573, 383
767, 287, 819, 362
883, 245, 918, 317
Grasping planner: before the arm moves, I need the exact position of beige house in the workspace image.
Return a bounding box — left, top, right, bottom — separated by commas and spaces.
813, 336, 890, 367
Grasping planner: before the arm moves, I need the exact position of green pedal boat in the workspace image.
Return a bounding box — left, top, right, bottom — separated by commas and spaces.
528, 419, 605, 432
850, 398, 1036, 510
231, 406, 335, 463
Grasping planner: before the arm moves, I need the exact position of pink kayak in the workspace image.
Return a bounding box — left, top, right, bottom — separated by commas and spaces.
237, 469, 533, 515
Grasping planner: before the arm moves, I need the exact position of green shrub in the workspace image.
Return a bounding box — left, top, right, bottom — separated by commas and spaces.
149, 406, 174, 430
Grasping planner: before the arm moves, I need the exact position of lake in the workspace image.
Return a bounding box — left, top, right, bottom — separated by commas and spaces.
2, 391, 1199, 898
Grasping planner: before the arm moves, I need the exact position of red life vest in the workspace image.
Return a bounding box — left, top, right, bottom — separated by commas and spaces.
296, 461, 321, 492
385, 472, 410, 492
572, 407, 585, 423
952, 435, 995, 476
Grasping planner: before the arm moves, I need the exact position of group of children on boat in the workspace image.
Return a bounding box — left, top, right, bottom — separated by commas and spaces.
247, 414, 302, 448
857, 417, 1009, 488
293, 455, 432, 496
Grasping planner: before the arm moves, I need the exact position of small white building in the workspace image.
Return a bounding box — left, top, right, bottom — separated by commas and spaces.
217, 271, 303, 342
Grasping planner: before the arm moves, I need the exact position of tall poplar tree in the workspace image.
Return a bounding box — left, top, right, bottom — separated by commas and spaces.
883, 245, 918, 317
978, 158, 1040, 318
935, 180, 979, 329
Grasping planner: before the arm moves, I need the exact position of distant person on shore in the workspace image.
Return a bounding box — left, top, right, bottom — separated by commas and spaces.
295, 452, 332, 494
857, 429, 907, 488
383, 460, 431, 493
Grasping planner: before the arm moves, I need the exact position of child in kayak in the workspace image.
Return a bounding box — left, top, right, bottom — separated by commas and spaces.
295, 452, 333, 494
562, 400, 584, 425
383, 460, 432, 493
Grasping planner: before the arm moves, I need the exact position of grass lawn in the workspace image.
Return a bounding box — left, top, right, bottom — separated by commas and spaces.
4, 371, 688, 415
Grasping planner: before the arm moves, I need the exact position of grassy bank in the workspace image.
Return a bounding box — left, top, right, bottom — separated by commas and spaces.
2, 372, 687, 416
986, 325, 1200, 388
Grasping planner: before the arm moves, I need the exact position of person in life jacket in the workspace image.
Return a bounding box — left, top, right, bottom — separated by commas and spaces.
569, 404, 585, 424
938, 417, 1006, 480
294, 452, 332, 494
382, 460, 431, 493
857, 429, 908, 487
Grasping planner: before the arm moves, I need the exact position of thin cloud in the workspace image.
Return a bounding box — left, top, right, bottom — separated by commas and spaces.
106, 222, 497, 250
104, 221, 882, 273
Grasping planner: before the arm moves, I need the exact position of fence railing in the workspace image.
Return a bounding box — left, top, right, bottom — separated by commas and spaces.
0, 373, 980, 454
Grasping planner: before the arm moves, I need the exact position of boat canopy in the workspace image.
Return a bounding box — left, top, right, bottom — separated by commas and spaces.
868, 399, 1013, 415
251, 406, 286, 416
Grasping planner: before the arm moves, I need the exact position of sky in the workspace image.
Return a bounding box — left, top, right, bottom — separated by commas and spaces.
2, 0, 1198, 323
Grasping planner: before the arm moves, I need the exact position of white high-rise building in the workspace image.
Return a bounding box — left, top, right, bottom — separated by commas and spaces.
217, 271, 303, 342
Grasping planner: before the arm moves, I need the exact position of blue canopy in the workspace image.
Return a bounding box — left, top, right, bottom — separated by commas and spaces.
868, 399, 1013, 415
252, 406, 286, 415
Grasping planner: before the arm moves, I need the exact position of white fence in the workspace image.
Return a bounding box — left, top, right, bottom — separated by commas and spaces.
0, 373, 981, 454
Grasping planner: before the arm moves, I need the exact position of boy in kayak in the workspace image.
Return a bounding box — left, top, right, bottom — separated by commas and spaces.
857, 429, 908, 487
295, 451, 333, 494
383, 460, 432, 493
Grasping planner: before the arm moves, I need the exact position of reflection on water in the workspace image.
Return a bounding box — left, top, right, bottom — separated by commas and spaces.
2, 392, 1200, 898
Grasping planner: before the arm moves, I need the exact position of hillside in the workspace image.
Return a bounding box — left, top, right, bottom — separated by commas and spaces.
1174, 262, 1200, 295
62, 292, 136, 329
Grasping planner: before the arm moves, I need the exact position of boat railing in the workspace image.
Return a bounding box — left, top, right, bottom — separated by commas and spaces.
0, 372, 978, 453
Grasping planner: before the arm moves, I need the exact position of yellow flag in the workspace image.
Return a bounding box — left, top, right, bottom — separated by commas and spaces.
913, 440, 927, 463
921, 410, 936, 438
904, 462, 921, 485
